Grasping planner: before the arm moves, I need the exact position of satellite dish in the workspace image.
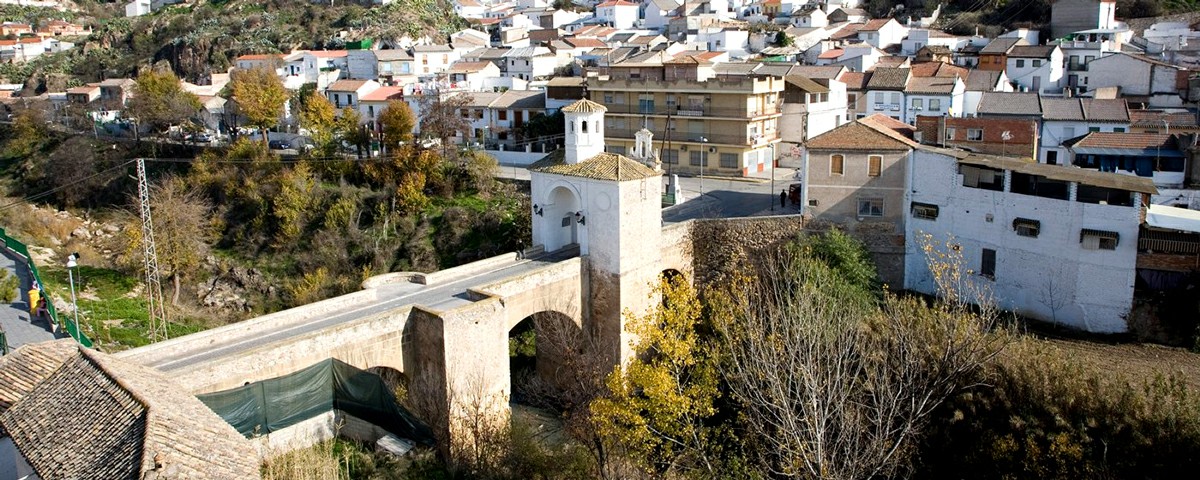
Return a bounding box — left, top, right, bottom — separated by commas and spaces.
1002, 130, 1013, 141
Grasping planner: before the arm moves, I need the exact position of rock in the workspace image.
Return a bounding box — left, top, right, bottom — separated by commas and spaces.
102, 224, 120, 233
70, 226, 91, 239
48, 237, 62, 247
197, 277, 251, 312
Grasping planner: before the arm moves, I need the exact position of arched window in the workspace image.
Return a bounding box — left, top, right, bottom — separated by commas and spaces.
569, 121, 575, 134
581, 120, 589, 133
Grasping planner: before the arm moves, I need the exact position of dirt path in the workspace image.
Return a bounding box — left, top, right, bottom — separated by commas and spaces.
1036, 337, 1200, 389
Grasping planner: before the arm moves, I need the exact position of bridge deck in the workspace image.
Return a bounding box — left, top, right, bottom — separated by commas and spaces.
136, 253, 572, 373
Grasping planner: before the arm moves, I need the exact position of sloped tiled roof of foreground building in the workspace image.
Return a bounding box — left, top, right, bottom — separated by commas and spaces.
0, 340, 260, 479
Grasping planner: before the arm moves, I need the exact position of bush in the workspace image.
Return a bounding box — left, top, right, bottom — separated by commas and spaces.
917, 339, 1200, 479
0, 270, 17, 303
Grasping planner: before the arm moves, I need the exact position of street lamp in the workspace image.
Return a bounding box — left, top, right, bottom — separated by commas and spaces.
66, 253, 79, 343
699, 137, 707, 196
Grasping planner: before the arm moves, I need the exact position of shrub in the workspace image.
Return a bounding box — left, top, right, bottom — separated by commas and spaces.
0, 270, 17, 303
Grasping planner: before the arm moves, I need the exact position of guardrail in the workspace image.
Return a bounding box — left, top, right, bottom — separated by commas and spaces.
0, 227, 92, 348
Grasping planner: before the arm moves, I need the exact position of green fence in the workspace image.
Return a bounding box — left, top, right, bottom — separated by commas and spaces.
0, 330, 7, 355
0, 227, 92, 348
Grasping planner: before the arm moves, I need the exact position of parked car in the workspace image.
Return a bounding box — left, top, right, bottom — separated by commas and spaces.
268, 139, 290, 150
187, 132, 213, 143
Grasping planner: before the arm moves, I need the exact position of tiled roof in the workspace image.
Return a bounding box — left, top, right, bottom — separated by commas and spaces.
964, 70, 1003, 91
0, 344, 259, 479
566, 37, 607, 48
909, 61, 967, 78
448, 60, 492, 73
1008, 45, 1057, 58
531, 150, 659, 181
1070, 132, 1177, 151
1081, 98, 1130, 122
547, 76, 586, 86
979, 37, 1023, 54
0, 340, 76, 414
327, 79, 371, 91
873, 56, 910, 68
806, 114, 916, 151
977, 92, 1041, 116
865, 67, 909, 90
831, 23, 864, 40
235, 53, 281, 61
817, 48, 844, 59
955, 151, 1158, 194
412, 44, 453, 53
860, 18, 892, 31
376, 49, 413, 61
596, 0, 637, 6
838, 71, 868, 89
1129, 109, 1198, 127
1039, 97, 1084, 120
309, 49, 348, 58
561, 98, 607, 113
787, 65, 846, 80
360, 86, 404, 102
491, 90, 545, 109
905, 76, 958, 94
920, 44, 952, 54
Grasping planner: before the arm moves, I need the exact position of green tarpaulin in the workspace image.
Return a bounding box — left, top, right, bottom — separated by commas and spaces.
197, 358, 435, 446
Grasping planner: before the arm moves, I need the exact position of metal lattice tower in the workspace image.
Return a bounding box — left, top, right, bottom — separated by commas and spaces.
136, 158, 169, 342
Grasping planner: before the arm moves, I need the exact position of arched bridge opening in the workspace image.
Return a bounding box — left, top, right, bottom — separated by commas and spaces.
508, 310, 582, 408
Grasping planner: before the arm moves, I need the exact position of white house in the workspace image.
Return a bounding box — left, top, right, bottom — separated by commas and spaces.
961, 69, 1012, 116
790, 5, 827, 28
454, 0, 487, 18
504, 46, 562, 80
901, 29, 968, 57
857, 18, 908, 51
903, 75, 964, 121
1038, 97, 1129, 166
595, 0, 640, 29
326, 79, 381, 110
1081, 52, 1187, 108
1005, 45, 1063, 94
695, 27, 750, 58
412, 44, 460, 77
447, 60, 503, 90
904, 148, 1155, 333
643, 0, 682, 30
124, 0, 150, 17
780, 74, 849, 150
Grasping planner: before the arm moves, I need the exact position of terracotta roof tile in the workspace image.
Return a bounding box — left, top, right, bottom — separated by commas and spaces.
905, 76, 958, 94
1008, 45, 1056, 58
1070, 132, 1176, 150
806, 114, 916, 151
977, 92, 1042, 116
839, 71, 868, 89
860, 18, 892, 31
561, 98, 606, 113
865, 67, 909, 90
0, 345, 259, 479
360, 86, 404, 102
909, 61, 967, 78
532, 150, 659, 180
1129, 109, 1198, 127
0, 340, 76, 413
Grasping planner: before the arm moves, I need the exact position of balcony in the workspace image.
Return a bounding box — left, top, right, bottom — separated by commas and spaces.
607, 127, 779, 146
600, 103, 782, 119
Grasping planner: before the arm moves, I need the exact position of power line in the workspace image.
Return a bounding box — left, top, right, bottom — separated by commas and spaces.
0, 159, 137, 212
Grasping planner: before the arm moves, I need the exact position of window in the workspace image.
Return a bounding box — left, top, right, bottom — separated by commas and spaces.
980, 249, 996, 278
1016, 59, 1025, 68
1089, 127, 1100, 132
830, 154, 844, 175
1013, 218, 1041, 237
890, 92, 901, 104
1080, 229, 1119, 250
1047, 150, 1058, 165
1069, 55, 1080, 70
874, 92, 885, 104
629, 68, 642, 79
1032, 59, 1042, 67
662, 149, 679, 164
603, 94, 614, 104
929, 98, 942, 111
608, 145, 625, 155
1063, 126, 1075, 138
581, 120, 588, 133
967, 129, 983, 141
689, 150, 704, 166
1114, 127, 1126, 133
666, 95, 676, 109
638, 94, 655, 114
911, 98, 924, 109
719, 153, 738, 169
911, 202, 939, 220
857, 198, 884, 217
868, 155, 882, 176
945, 127, 956, 140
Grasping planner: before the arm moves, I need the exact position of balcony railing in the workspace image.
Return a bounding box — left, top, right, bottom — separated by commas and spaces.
601, 103, 782, 118
607, 127, 779, 146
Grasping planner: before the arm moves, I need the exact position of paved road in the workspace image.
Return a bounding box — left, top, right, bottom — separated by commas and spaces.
496, 162, 803, 222
0, 250, 59, 352
145, 251, 573, 372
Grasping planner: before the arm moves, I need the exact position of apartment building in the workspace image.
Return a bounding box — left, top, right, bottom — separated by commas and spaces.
588, 52, 785, 176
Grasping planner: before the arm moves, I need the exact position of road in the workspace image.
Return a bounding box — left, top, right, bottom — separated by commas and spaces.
144, 251, 573, 372
495, 161, 804, 222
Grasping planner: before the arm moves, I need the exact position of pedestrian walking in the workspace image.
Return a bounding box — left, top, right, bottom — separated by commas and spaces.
516, 238, 526, 260
780, 189, 787, 209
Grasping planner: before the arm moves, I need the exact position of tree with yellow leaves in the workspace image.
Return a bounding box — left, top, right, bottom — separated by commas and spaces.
590, 275, 720, 477
230, 66, 289, 145
300, 92, 337, 153
378, 99, 415, 155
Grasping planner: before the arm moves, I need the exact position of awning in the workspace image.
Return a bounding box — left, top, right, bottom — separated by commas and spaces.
1146, 204, 1200, 234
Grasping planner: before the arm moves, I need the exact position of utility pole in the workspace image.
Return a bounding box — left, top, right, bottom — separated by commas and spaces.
136, 158, 169, 342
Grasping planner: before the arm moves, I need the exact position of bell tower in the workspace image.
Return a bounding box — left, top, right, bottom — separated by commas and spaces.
562, 99, 607, 164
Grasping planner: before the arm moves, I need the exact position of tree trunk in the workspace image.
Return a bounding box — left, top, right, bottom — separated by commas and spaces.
172, 273, 181, 306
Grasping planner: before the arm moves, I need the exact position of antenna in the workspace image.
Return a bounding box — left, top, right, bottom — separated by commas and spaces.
136, 158, 169, 342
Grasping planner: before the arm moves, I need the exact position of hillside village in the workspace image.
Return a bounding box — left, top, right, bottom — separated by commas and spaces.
0, 0, 1197, 342
2, 0, 1200, 476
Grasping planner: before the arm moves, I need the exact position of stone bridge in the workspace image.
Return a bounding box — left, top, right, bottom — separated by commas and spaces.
118, 222, 695, 451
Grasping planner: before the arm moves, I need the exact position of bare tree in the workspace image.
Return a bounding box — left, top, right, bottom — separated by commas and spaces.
712, 237, 1009, 479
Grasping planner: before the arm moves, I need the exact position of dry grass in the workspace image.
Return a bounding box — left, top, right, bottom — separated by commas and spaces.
1034, 336, 1200, 390
261, 439, 350, 480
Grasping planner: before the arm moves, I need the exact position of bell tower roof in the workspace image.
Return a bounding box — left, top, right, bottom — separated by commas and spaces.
561, 98, 608, 113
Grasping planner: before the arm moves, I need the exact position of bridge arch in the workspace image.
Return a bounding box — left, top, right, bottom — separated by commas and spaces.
508, 310, 583, 406
538, 183, 583, 252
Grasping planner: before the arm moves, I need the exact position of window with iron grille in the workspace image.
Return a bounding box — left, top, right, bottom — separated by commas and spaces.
690, 150, 703, 166
719, 153, 738, 169
1013, 218, 1040, 237
857, 198, 884, 217
911, 202, 939, 220
1081, 229, 1119, 250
